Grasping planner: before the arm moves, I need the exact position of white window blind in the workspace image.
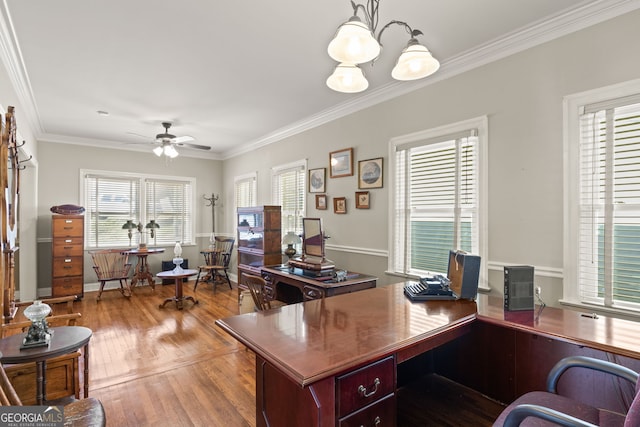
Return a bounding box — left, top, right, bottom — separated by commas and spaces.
234, 173, 257, 208
85, 174, 140, 248
392, 129, 479, 276
83, 170, 195, 248
272, 161, 305, 235
145, 179, 193, 246
578, 99, 640, 310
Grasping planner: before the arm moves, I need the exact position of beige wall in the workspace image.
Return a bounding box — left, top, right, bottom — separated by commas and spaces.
222, 10, 640, 305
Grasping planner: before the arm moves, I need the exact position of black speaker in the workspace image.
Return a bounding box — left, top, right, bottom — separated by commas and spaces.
504, 265, 534, 311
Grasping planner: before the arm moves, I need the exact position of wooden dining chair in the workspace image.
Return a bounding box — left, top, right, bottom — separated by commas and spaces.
243, 274, 287, 311
194, 236, 235, 293
89, 249, 132, 300
0, 357, 106, 426
2, 296, 83, 404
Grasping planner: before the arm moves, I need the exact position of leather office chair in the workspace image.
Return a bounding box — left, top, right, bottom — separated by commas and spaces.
194, 236, 235, 293
89, 249, 132, 300
243, 274, 286, 311
494, 356, 640, 426
0, 355, 106, 426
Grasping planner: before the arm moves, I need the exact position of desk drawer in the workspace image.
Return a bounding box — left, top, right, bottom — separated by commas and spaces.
337, 356, 395, 417
339, 394, 395, 427
53, 257, 83, 277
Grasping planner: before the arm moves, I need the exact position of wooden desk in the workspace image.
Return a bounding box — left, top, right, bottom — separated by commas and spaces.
216, 283, 640, 426
0, 326, 92, 405
123, 248, 165, 289
260, 265, 377, 302
157, 269, 199, 310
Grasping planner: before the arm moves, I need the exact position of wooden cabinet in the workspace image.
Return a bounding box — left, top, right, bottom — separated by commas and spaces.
51, 215, 84, 298
236, 206, 281, 296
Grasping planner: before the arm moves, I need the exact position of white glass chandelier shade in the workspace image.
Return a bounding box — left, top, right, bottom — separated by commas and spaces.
326, 63, 369, 93
391, 39, 440, 81
327, 17, 380, 64
154, 142, 179, 158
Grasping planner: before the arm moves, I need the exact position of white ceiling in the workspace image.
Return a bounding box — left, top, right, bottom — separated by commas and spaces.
1, 0, 637, 160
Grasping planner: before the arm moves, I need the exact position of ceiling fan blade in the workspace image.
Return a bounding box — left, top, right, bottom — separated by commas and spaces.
178, 142, 211, 151
174, 135, 195, 143
126, 132, 153, 140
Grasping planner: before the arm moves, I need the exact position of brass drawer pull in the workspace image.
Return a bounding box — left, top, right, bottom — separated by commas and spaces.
357, 378, 380, 398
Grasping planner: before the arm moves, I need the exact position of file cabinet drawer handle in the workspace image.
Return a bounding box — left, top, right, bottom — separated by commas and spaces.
357, 378, 380, 398
360, 416, 381, 427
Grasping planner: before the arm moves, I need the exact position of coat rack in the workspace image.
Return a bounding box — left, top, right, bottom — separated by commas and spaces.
203, 193, 219, 233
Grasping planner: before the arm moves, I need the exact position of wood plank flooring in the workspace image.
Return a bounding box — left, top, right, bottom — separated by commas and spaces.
58, 281, 503, 426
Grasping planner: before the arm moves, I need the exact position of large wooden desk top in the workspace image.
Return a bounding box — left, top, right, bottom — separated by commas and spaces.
476, 294, 640, 360
215, 282, 477, 386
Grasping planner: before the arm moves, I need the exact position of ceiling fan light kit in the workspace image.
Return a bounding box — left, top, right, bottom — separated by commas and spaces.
327, 0, 439, 93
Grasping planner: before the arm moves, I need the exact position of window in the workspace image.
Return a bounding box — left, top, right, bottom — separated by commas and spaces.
81, 170, 195, 248
272, 160, 306, 236
565, 84, 640, 313
234, 172, 257, 209
389, 117, 487, 279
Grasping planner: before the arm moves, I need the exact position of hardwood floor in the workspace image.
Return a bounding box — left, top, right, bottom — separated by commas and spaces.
59, 281, 504, 426
73, 281, 256, 427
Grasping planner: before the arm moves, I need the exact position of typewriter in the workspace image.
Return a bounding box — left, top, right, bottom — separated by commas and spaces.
404, 274, 456, 301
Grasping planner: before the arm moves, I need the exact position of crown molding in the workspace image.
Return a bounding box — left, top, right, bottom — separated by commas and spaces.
221, 0, 640, 160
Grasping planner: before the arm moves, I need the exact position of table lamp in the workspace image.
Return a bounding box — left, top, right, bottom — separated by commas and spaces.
145, 220, 160, 238
282, 232, 302, 260
21, 300, 52, 349
173, 242, 184, 273
122, 220, 137, 247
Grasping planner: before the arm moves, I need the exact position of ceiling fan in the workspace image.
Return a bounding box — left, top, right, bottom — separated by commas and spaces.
131, 122, 211, 158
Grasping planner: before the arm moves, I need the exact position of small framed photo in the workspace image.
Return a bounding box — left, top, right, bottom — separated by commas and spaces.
308, 168, 326, 193
330, 148, 354, 178
355, 191, 370, 209
315, 194, 327, 210
333, 197, 347, 214
358, 157, 383, 189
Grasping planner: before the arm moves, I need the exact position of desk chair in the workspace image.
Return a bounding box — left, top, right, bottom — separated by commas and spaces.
0, 357, 105, 426
89, 249, 132, 300
243, 274, 287, 311
494, 355, 640, 426
194, 236, 235, 293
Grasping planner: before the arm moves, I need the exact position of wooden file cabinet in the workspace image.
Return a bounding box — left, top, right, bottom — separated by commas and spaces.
51, 215, 84, 298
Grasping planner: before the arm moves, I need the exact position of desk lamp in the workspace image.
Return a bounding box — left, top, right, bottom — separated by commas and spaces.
282, 232, 302, 261
21, 300, 52, 349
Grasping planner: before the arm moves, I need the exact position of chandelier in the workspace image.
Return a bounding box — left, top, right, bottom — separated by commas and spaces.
153, 141, 179, 158
326, 0, 440, 93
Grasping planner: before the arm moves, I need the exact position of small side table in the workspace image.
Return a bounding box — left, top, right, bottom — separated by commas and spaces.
123, 247, 165, 290
0, 326, 92, 405
157, 269, 199, 310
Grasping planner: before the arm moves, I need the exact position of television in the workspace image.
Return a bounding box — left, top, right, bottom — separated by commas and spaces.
288, 218, 334, 271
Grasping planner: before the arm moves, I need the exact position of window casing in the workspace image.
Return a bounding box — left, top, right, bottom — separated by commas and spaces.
566, 87, 640, 314
389, 117, 487, 281
81, 170, 195, 248
272, 160, 306, 236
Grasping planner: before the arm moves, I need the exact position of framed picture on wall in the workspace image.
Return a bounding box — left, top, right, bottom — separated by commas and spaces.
330, 148, 354, 178
356, 191, 370, 209
358, 157, 383, 189
316, 194, 327, 210
334, 197, 347, 214
309, 168, 326, 193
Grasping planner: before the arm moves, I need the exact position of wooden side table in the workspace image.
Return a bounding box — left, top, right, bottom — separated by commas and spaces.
0, 326, 92, 405
123, 247, 165, 290
157, 269, 199, 310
